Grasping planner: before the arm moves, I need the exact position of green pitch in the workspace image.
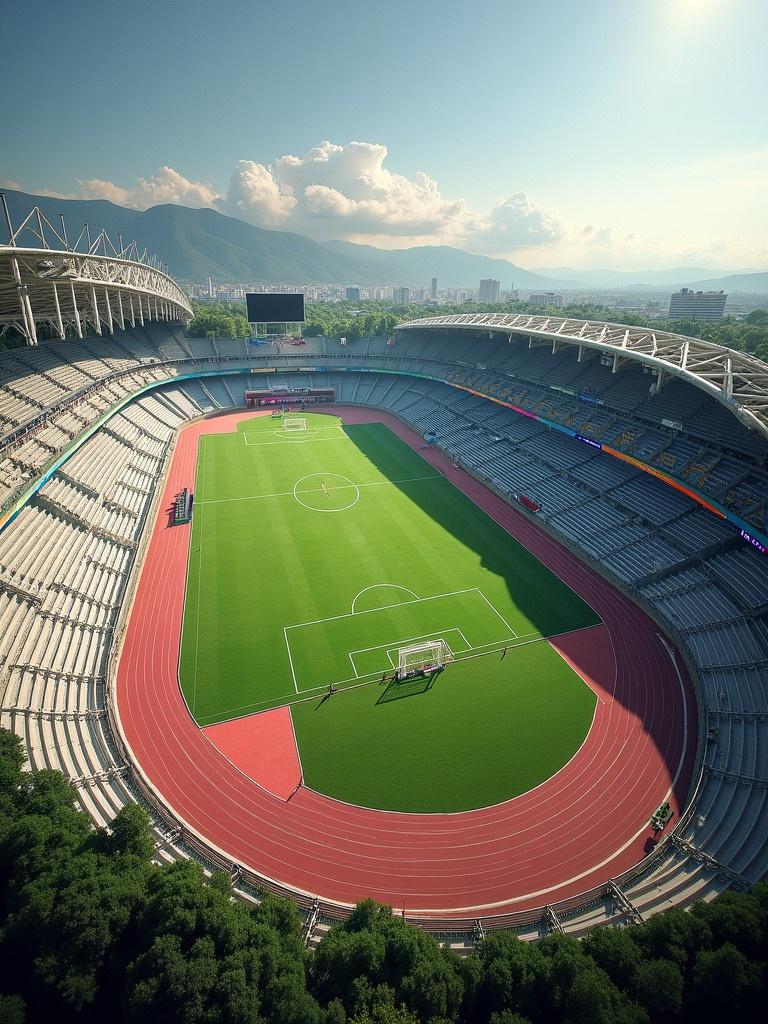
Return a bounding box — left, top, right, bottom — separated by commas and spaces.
179, 413, 599, 812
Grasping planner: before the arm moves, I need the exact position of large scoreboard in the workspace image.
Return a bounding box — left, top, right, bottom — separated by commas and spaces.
245, 293, 305, 324
245, 386, 335, 408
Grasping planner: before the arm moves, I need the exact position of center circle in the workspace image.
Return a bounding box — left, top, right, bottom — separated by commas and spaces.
293, 473, 360, 512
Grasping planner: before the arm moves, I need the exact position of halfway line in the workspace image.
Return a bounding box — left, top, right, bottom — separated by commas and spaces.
200, 474, 443, 505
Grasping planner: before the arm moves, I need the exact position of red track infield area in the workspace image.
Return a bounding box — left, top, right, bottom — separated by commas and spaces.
116, 407, 696, 920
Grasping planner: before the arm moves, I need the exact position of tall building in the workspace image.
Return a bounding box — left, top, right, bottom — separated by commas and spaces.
529, 291, 563, 307
345, 286, 361, 301
478, 278, 500, 303
393, 286, 410, 304
668, 288, 727, 321
431, 277, 438, 300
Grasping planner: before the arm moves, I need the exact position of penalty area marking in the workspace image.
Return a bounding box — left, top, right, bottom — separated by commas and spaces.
347, 630, 466, 678
273, 427, 320, 441
242, 425, 346, 446
351, 583, 419, 613
285, 588, 519, 690
195, 622, 598, 725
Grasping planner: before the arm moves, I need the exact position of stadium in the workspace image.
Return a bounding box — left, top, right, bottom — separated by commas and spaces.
1, 205, 767, 953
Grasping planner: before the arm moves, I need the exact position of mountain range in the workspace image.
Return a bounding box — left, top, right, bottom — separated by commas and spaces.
2, 188, 766, 295
530, 265, 768, 293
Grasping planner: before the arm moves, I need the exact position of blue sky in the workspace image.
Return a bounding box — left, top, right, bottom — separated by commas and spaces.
2, 0, 766, 269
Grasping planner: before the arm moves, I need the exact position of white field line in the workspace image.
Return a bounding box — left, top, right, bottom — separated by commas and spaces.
284, 626, 299, 694
656, 633, 690, 797
351, 583, 419, 613
383, 633, 464, 669
191, 435, 206, 713
244, 436, 347, 447
349, 628, 468, 659
347, 628, 467, 677
243, 424, 346, 446
475, 589, 519, 639
284, 587, 479, 630
200, 474, 443, 506
195, 623, 600, 725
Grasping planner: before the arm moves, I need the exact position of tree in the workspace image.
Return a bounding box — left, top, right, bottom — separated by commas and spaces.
488, 1012, 531, 1024
691, 891, 767, 959
632, 958, 683, 1022
399, 956, 463, 1022
632, 906, 712, 973
476, 930, 549, 1021
691, 942, 763, 1020
537, 933, 647, 1024
0, 730, 25, 816
0, 995, 26, 1024
102, 803, 155, 860
583, 927, 644, 991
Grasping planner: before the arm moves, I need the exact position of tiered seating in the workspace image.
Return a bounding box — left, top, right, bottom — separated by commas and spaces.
708, 548, 768, 610
0, 324, 766, 936
0, 389, 194, 844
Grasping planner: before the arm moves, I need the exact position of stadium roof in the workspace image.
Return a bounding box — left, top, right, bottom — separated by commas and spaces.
0, 201, 192, 344
396, 313, 768, 441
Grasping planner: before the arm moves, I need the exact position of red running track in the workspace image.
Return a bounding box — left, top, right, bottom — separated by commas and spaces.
116, 407, 696, 921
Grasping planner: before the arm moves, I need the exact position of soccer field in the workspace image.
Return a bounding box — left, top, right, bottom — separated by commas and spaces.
179, 412, 599, 811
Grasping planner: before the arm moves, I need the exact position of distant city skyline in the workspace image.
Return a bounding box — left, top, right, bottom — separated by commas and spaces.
1, 0, 766, 272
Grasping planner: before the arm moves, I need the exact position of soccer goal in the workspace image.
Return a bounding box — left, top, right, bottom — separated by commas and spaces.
396, 639, 453, 679
283, 417, 307, 432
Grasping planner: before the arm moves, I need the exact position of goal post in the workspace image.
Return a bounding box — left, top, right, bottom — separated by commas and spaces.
283, 417, 307, 432
396, 639, 453, 679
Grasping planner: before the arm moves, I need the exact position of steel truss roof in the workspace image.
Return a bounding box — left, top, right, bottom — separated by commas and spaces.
0, 203, 192, 344
396, 313, 768, 441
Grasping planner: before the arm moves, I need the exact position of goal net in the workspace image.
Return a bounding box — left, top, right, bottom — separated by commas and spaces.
283, 417, 307, 432
396, 639, 453, 679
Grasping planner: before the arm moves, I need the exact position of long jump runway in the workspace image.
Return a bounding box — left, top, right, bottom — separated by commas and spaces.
115, 407, 696, 922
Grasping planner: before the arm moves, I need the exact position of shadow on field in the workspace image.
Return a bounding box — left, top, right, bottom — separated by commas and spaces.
340, 420, 591, 642
376, 668, 441, 705
338, 417, 693, 810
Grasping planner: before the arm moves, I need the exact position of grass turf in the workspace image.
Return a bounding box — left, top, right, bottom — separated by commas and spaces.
291, 641, 595, 812
179, 412, 599, 811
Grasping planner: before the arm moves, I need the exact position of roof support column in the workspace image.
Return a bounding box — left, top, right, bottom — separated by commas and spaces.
89, 284, 102, 335
104, 288, 114, 334
69, 280, 83, 338
51, 281, 65, 339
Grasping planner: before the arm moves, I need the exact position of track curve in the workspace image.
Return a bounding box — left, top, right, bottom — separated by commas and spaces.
115, 407, 696, 922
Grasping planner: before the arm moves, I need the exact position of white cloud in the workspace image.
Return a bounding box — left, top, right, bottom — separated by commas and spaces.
539, 223, 748, 272
51, 141, 561, 255
78, 166, 219, 210
480, 193, 564, 249
221, 140, 485, 240
225, 160, 296, 227
23, 140, 762, 269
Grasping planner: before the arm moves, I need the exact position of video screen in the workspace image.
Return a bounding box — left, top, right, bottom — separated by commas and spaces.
246, 293, 305, 323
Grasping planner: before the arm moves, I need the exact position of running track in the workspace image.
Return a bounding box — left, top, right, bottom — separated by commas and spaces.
116, 407, 696, 922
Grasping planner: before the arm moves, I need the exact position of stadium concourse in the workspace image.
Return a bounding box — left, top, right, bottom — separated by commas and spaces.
0, 314, 766, 944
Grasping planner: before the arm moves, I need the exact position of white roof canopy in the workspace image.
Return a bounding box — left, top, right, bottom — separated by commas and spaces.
396, 313, 768, 441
